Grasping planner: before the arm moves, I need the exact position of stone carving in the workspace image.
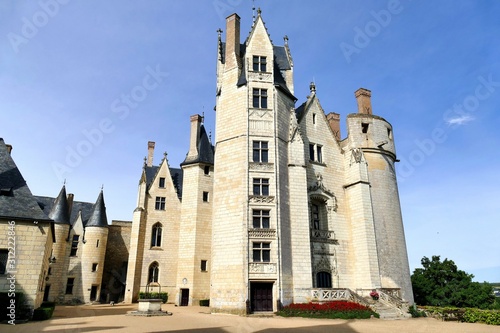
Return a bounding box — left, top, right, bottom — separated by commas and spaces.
248, 71, 272, 82
308, 173, 338, 212
249, 263, 277, 274
249, 195, 275, 203
249, 162, 274, 171
248, 228, 276, 238
350, 148, 366, 164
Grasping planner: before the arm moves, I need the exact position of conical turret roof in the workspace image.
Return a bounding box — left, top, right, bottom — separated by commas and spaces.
86, 190, 108, 227
48, 185, 71, 225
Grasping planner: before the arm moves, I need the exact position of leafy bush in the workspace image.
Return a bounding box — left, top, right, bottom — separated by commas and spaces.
32, 302, 56, 321
277, 301, 379, 319
422, 306, 500, 325
138, 292, 168, 303
199, 299, 210, 307
0, 292, 32, 320
408, 305, 427, 318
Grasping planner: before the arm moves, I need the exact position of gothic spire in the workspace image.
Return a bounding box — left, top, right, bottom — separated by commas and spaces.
48, 185, 71, 225
86, 189, 108, 228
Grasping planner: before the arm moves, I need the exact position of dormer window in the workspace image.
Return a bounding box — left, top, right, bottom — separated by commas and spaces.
253, 56, 267, 72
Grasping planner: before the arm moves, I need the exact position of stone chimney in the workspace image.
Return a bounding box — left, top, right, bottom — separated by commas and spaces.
187, 114, 202, 159
147, 141, 155, 167
67, 193, 74, 217
355, 88, 372, 115
326, 112, 341, 141
225, 13, 241, 70
5, 144, 12, 155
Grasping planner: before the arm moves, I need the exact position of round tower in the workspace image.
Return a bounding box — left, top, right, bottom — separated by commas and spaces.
81, 190, 109, 303
47, 185, 72, 303
346, 88, 414, 304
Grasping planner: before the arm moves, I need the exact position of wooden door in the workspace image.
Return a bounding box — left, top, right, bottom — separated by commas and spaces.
180, 289, 189, 306
251, 282, 273, 312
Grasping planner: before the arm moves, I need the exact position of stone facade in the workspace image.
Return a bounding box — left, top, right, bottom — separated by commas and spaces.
125, 11, 414, 314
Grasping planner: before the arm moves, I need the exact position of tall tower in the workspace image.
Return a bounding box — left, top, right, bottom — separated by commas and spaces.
176, 114, 214, 305
47, 185, 71, 303
81, 190, 109, 303
210, 11, 296, 314
346, 88, 414, 303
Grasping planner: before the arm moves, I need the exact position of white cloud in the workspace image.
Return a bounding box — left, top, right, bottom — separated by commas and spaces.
446, 114, 475, 126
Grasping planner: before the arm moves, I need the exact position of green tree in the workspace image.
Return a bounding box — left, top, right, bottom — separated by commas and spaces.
411, 255, 495, 309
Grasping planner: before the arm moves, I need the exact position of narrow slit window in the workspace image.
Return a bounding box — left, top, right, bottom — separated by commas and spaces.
362, 123, 369, 134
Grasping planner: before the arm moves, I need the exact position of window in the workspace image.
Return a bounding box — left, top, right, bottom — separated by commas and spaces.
252, 88, 268, 109
387, 128, 392, 139
0, 249, 8, 274
151, 223, 162, 247
92, 263, 98, 272
96, 239, 99, 248
204, 166, 210, 175
201, 260, 207, 272
159, 177, 166, 188
253, 178, 269, 196
362, 123, 369, 134
252, 55, 267, 72
312, 204, 320, 230
252, 242, 270, 262
155, 197, 166, 210
148, 262, 159, 283
313, 113, 316, 124
253, 141, 268, 163
66, 278, 75, 294
316, 272, 332, 288
48, 267, 52, 275
252, 209, 270, 228
70, 235, 79, 256
309, 144, 323, 163
203, 192, 209, 202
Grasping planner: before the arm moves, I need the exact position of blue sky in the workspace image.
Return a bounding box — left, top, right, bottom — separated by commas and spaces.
1, 1, 499, 283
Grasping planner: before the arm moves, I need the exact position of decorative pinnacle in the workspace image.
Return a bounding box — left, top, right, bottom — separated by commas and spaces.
163, 152, 168, 161
310, 82, 316, 93
257, 7, 262, 15
217, 28, 222, 38
143, 156, 147, 165
284, 35, 289, 45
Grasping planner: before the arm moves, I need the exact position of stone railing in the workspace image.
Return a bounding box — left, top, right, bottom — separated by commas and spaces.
310, 229, 338, 244
248, 228, 276, 239
378, 289, 409, 315
249, 262, 277, 274
311, 288, 350, 302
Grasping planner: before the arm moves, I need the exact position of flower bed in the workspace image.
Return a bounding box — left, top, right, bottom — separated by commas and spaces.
277, 301, 379, 319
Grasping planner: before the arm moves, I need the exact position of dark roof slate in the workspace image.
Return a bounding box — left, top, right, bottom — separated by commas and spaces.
48, 186, 71, 225
181, 125, 215, 167
86, 190, 108, 227
0, 138, 51, 222
144, 165, 183, 199
35, 195, 95, 227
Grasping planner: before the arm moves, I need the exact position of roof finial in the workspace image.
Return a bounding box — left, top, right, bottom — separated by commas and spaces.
284, 35, 289, 45
217, 28, 222, 39
101, 184, 104, 191
163, 151, 168, 161
310, 81, 316, 93
202, 108, 205, 124
143, 156, 147, 166
63, 179, 66, 186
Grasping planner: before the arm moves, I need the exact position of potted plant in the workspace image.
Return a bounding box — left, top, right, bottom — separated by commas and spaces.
369, 290, 379, 300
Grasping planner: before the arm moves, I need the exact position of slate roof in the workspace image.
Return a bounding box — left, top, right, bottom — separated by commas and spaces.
35, 195, 95, 227
86, 190, 108, 227
48, 185, 71, 225
0, 138, 52, 222
181, 125, 215, 167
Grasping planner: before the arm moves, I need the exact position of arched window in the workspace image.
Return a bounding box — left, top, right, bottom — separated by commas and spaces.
148, 262, 159, 283
316, 272, 332, 288
151, 223, 162, 247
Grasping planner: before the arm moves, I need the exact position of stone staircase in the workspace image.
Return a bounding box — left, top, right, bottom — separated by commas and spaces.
368, 298, 409, 320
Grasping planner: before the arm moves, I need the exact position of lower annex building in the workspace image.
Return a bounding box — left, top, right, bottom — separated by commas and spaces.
125, 11, 414, 314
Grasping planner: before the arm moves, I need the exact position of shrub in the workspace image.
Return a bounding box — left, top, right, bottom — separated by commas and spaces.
408, 305, 427, 318
199, 299, 210, 307
422, 306, 500, 325
138, 292, 168, 303
0, 292, 32, 320
32, 302, 56, 321
277, 301, 379, 319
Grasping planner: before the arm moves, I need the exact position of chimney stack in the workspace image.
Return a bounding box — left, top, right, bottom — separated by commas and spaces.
326, 112, 341, 141
187, 114, 202, 159
147, 141, 155, 167
67, 193, 74, 217
225, 13, 241, 70
5, 144, 12, 155
355, 88, 372, 115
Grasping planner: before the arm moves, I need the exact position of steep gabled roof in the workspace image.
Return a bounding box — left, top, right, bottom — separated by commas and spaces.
86, 190, 108, 228
0, 138, 51, 222
144, 164, 183, 199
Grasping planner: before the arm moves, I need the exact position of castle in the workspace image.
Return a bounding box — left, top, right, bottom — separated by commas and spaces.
125, 11, 414, 314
